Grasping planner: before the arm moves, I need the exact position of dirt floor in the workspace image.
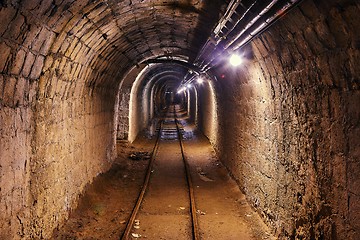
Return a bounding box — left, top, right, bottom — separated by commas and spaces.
53, 118, 274, 240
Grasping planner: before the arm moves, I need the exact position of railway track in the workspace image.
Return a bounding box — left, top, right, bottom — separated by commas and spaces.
120, 105, 199, 240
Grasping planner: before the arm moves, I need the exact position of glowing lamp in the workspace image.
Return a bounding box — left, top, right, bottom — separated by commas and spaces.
229, 54, 243, 67
196, 77, 204, 84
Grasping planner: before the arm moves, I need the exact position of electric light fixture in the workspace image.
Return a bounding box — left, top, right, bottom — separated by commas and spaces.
229, 53, 243, 67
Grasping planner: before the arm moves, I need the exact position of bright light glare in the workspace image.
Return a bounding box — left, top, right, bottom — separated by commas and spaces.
177, 87, 186, 94
196, 77, 204, 84
186, 83, 192, 89
229, 54, 243, 67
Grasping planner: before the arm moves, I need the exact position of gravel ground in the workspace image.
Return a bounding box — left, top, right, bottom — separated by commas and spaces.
53, 120, 273, 240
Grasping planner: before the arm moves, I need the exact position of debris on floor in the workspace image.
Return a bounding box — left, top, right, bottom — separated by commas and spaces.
196, 167, 206, 175
129, 151, 151, 161
131, 233, 141, 238
196, 209, 206, 215
199, 174, 214, 182
133, 219, 141, 229
196, 167, 214, 182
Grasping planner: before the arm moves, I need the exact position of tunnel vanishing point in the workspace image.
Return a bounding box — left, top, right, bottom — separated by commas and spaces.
0, 0, 359, 239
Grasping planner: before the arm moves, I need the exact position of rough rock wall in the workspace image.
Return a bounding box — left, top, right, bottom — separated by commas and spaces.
0, 81, 34, 238
198, 80, 219, 148
215, 0, 360, 239
128, 73, 146, 143
0, 2, 118, 238
187, 87, 198, 124
117, 88, 131, 140
0, 5, 48, 237
29, 93, 114, 239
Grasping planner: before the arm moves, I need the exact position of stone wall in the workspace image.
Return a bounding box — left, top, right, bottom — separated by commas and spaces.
0, 90, 34, 239
0, 2, 119, 238
117, 88, 131, 140
198, 80, 219, 148
28, 93, 114, 238
128, 69, 147, 143
215, 0, 360, 239
187, 87, 198, 124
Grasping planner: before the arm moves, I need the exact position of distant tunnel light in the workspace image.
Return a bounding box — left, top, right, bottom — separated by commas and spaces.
229, 53, 243, 67
196, 77, 204, 84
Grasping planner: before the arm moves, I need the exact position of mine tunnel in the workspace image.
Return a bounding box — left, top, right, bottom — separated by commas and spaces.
0, 0, 359, 239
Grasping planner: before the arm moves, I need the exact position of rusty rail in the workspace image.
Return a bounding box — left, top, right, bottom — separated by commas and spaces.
174, 106, 200, 240
120, 120, 163, 240
120, 106, 200, 239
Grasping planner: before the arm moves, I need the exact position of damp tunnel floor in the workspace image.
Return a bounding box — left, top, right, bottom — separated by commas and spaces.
52, 105, 273, 239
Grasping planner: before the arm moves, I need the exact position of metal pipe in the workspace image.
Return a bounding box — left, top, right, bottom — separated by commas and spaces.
228, 0, 303, 51
201, 0, 284, 70
224, 0, 281, 49
194, 0, 303, 71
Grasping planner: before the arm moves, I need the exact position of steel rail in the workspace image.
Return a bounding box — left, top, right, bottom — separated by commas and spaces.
120, 120, 163, 240
120, 106, 199, 239
174, 107, 200, 240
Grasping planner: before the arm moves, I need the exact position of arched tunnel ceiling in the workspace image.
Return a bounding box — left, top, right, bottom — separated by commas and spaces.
17, 0, 229, 89
139, 63, 189, 91
1, 0, 302, 97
